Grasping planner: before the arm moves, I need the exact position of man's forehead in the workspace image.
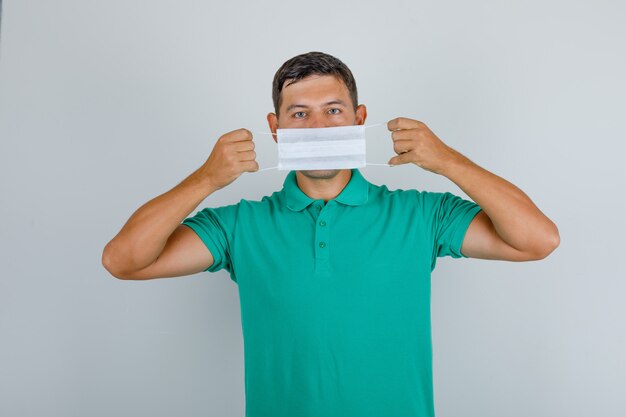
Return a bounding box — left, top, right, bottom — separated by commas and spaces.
283, 73, 338, 88
281, 75, 350, 104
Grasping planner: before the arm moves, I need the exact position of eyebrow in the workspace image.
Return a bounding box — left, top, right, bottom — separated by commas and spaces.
285, 100, 348, 112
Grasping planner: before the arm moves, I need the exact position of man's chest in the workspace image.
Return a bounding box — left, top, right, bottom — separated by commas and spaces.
230, 205, 433, 305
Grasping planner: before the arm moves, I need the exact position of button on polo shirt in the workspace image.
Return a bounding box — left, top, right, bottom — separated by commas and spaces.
182, 169, 482, 417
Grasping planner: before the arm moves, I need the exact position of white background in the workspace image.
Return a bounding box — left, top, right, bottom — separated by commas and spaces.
1, 1, 624, 416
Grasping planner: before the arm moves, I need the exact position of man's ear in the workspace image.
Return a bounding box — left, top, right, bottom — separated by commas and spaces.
266, 112, 278, 143
355, 104, 367, 125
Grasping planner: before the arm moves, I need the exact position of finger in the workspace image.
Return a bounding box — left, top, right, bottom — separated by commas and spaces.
391, 129, 418, 141
238, 150, 256, 162
387, 117, 422, 131
241, 160, 259, 172
222, 128, 253, 143
388, 152, 413, 166
231, 140, 255, 152
392, 139, 414, 155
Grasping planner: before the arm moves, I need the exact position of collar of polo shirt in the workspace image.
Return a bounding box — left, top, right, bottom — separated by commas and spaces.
283, 169, 370, 212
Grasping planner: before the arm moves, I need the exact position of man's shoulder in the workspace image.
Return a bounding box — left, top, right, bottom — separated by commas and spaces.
367, 181, 460, 212
369, 176, 457, 197
368, 181, 423, 201
230, 189, 286, 215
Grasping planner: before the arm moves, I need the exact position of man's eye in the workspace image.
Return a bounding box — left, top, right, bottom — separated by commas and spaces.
294, 112, 306, 118
328, 108, 341, 115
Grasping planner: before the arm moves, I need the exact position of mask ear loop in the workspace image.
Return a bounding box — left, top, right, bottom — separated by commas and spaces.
250, 131, 279, 171
363, 123, 394, 167
250, 123, 392, 172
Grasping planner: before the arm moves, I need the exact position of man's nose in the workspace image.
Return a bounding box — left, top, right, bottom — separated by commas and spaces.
307, 114, 327, 129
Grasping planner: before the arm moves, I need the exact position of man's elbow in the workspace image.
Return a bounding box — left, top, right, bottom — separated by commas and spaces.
102, 243, 130, 280
529, 224, 560, 260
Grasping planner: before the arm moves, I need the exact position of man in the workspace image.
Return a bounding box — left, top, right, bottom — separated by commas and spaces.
102, 51, 559, 417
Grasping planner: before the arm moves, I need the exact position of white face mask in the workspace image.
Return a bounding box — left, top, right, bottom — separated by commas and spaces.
277, 124, 366, 170
254, 123, 389, 171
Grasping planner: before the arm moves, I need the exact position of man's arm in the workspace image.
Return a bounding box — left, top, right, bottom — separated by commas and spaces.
102, 176, 218, 280
446, 159, 559, 261
102, 128, 258, 280
387, 117, 560, 261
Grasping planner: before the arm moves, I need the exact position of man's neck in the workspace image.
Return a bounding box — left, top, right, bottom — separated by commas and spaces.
295, 169, 352, 203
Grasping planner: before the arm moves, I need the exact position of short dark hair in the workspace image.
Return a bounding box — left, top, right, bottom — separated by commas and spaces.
272, 51, 358, 117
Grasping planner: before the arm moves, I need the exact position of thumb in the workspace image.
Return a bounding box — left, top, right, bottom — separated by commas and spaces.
388, 153, 412, 166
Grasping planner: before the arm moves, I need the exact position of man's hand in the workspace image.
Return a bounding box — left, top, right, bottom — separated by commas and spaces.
387, 117, 459, 175
197, 128, 259, 190
385, 117, 559, 260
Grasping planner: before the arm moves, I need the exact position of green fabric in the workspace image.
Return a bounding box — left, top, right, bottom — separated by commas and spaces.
182, 169, 482, 417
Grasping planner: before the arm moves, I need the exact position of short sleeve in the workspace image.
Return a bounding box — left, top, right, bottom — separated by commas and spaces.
423, 191, 482, 267
181, 203, 239, 276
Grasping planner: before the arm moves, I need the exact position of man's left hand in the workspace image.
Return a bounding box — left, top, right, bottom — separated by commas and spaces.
387, 117, 460, 175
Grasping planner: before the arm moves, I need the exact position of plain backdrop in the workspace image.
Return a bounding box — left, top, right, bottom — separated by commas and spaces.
1, 1, 625, 416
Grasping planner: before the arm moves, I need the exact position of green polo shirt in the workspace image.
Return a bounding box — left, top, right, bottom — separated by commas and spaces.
182, 168, 482, 417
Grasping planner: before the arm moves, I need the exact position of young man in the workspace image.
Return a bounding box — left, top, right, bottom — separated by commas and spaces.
102, 51, 559, 417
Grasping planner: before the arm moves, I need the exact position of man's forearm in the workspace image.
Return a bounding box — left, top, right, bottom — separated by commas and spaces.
102, 168, 218, 275
441, 149, 559, 255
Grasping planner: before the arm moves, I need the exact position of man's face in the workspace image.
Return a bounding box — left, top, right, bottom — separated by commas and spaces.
267, 74, 367, 180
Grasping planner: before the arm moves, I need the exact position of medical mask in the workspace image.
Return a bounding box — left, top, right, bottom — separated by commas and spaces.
254, 123, 390, 171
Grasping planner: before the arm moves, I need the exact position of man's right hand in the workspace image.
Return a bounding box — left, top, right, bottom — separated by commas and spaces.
102, 127, 259, 280
198, 128, 259, 190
